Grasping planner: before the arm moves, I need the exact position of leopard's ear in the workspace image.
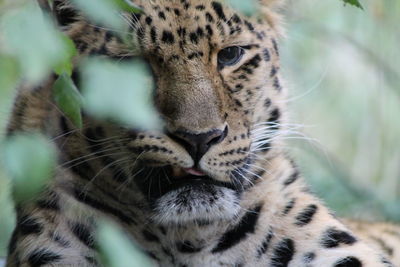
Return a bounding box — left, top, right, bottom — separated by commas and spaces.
258, 0, 286, 36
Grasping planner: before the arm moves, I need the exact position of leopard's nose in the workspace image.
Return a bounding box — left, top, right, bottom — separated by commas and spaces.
169, 126, 228, 163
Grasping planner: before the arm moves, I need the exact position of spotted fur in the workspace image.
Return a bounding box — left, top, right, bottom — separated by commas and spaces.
6, 0, 400, 266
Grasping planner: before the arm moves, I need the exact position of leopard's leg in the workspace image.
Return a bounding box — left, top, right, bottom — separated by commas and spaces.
6, 187, 100, 267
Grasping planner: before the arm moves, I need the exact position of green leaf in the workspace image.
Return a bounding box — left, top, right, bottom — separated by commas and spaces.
0, 2, 77, 84
341, 0, 363, 9
0, 55, 19, 134
0, 56, 19, 86
81, 58, 161, 130
97, 220, 152, 267
226, 0, 259, 16
53, 35, 77, 76
53, 73, 84, 128
1, 133, 56, 202
112, 0, 142, 13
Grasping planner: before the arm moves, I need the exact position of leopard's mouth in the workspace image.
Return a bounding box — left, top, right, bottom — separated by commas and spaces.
135, 165, 237, 201
164, 169, 236, 194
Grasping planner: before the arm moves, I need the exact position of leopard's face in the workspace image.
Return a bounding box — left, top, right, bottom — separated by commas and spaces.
78, 0, 286, 225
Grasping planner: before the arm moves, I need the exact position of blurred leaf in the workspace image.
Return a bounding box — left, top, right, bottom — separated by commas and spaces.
0, 55, 19, 134
0, 56, 18, 92
81, 58, 161, 130
53, 73, 84, 128
69, 0, 128, 31
97, 220, 152, 267
53, 35, 77, 76
1, 133, 56, 202
0, 1, 76, 83
226, 0, 258, 16
0, 176, 16, 258
341, 0, 363, 9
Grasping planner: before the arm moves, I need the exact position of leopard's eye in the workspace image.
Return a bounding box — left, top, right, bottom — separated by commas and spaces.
217, 46, 244, 67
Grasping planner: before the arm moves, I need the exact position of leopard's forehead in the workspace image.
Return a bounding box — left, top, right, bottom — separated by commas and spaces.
131, 0, 271, 58
136, 0, 237, 25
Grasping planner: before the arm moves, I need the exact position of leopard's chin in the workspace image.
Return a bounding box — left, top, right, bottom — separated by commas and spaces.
151, 183, 241, 225
136, 166, 242, 225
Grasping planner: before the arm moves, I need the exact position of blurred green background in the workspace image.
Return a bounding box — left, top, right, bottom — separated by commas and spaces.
282, 0, 400, 221
0, 0, 399, 263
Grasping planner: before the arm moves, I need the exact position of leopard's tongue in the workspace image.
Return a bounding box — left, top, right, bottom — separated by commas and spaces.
184, 168, 206, 176
171, 166, 206, 178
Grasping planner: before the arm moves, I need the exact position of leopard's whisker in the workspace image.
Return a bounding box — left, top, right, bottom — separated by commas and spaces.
82, 157, 132, 193
58, 148, 126, 168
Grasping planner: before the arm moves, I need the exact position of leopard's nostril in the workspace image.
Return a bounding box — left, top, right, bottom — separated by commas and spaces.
169, 126, 228, 164
207, 126, 228, 146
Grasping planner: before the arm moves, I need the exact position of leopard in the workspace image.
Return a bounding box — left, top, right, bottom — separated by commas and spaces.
5, 0, 400, 266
